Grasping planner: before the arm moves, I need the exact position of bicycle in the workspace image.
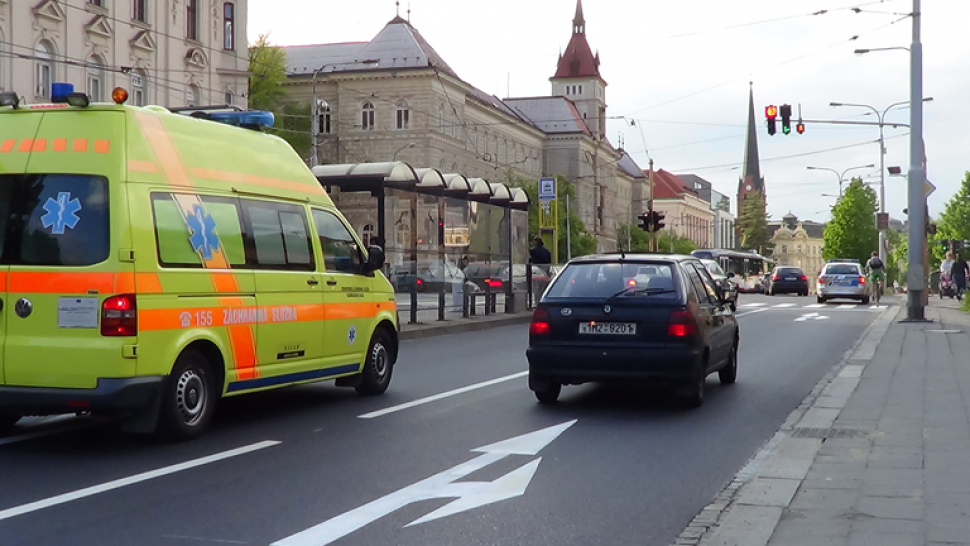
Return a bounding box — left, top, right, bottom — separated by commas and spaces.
868, 271, 883, 306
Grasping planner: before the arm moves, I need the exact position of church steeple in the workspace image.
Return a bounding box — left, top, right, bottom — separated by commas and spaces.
738, 83, 766, 217
573, 0, 585, 34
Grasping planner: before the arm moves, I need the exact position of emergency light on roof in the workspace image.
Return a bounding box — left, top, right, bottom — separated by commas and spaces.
0, 91, 19, 109
51, 83, 90, 107
205, 110, 275, 131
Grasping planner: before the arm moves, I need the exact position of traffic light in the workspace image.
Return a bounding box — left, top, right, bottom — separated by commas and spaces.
780, 104, 792, 135
652, 211, 666, 231
637, 212, 650, 232
796, 119, 805, 134
765, 105, 777, 136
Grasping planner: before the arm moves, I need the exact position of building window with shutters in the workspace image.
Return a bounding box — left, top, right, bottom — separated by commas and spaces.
361, 102, 375, 131
396, 100, 410, 130
223, 3, 235, 50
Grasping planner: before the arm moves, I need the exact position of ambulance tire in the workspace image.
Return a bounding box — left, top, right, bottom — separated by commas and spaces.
356, 329, 394, 396
0, 414, 21, 432
159, 350, 217, 440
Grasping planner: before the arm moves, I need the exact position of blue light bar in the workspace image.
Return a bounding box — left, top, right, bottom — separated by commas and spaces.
51, 82, 74, 103
206, 111, 275, 130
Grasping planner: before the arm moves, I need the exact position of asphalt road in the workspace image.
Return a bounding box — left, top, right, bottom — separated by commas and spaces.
0, 294, 886, 546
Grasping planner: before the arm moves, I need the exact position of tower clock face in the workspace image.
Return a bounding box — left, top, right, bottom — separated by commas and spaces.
745, 185, 752, 191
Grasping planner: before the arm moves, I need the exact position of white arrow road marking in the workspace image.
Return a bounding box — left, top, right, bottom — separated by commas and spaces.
794, 312, 830, 322
272, 420, 577, 546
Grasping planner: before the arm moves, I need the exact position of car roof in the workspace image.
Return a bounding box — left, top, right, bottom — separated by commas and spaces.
568, 252, 694, 264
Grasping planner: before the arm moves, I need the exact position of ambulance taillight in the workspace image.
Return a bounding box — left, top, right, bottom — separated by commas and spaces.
101, 295, 137, 336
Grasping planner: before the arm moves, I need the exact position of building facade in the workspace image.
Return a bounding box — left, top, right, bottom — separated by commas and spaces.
678, 174, 736, 250
769, 212, 826, 292
1, 0, 249, 108
651, 169, 714, 249
281, 1, 646, 253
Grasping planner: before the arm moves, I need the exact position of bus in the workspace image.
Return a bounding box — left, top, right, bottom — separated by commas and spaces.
691, 249, 774, 293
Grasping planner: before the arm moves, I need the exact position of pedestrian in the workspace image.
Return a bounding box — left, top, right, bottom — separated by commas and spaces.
951, 252, 969, 301
529, 236, 552, 265
941, 251, 955, 276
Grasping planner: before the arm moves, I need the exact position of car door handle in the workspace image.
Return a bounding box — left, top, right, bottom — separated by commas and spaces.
326, 280, 338, 286
307, 279, 319, 286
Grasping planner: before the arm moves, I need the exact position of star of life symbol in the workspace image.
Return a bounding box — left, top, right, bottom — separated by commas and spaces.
348, 325, 357, 344
186, 204, 221, 260
41, 192, 82, 235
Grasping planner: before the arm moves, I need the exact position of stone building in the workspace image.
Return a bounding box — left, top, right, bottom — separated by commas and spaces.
769, 212, 827, 291
678, 174, 736, 250
651, 169, 714, 249
1, 0, 249, 108
281, 1, 646, 252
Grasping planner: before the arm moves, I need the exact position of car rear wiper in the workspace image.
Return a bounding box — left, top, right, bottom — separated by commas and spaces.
607, 287, 675, 300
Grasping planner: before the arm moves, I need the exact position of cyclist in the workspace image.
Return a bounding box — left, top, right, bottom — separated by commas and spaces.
865, 251, 885, 305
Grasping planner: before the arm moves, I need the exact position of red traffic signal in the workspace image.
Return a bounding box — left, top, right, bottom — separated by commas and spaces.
765, 105, 778, 119
796, 121, 805, 134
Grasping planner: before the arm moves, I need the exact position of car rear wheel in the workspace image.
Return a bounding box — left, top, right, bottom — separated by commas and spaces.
356, 329, 395, 396
861, 296, 870, 305
0, 414, 21, 433
817, 296, 826, 304
679, 366, 706, 408
159, 350, 217, 440
719, 344, 738, 385
533, 382, 561, 404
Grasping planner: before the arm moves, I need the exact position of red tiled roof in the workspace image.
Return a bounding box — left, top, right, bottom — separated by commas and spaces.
647, 169, 698, 199
554, 33, 601, 79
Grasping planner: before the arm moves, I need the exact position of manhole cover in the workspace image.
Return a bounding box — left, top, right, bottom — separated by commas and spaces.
790, 427, 866, 439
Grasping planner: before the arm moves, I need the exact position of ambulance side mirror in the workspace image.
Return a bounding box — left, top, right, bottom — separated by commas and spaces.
364, 245, 385, 273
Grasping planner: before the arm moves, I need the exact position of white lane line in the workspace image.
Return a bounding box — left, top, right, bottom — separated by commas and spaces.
772, 303, 797, 308
805, 304, 825, 308
839, 304, 858, 309
741, 303, 767, 307
0, 440, 280, 522
734, 308, 768, 318
359, 371, 529, 419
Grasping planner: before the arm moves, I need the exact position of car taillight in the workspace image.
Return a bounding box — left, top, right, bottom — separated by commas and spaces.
530, 308, 551, 336
101, 294, 137, 336
416, 278, 423, 285
800, 275, 807, 281
859, 276, 866, 284
486, 279, 503, 288
818, 277, 825, 285
772, 275, 780, 281
667, 309, 696, 337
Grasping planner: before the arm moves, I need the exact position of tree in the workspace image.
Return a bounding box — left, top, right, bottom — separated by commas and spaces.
511, 173, 597, 262
656, 231, 698, 255
736, 190, 773, 254
822, 178, 878, 263
247, 35, 287, 112
274, 102, 311, 160
615, 224, 696, 255
933, 172, 970, 262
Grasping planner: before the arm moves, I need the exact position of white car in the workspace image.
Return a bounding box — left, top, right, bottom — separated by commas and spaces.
817, 261, 869, 304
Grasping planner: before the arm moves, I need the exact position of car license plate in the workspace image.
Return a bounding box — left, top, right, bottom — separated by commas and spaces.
784, 277, 797, 281
579, 322, 636, 335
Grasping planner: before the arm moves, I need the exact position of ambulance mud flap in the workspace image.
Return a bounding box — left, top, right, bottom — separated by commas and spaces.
334, 371, 363, 388
121, 384, 165, 434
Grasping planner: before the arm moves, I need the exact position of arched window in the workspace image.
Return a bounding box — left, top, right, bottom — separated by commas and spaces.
35, 41, 54, 99
361, 102, 374, 130
317, 104, 331, 134
360, 224, 375, 247
223, 3, 235, 50
187, 84, 201, 106
87, 55, 106, 102
131, 70, 147, 106
396, 100, 409, 130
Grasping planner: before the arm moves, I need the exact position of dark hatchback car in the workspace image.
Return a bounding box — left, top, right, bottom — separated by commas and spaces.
767, 266, 809, 296
526, 254, 740, 407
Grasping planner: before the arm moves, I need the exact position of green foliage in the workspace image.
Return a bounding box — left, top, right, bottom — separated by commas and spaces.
247, 35, 288, 112
933, 172, 970, 262
510, 173, 597, 263
272, 102, 311, 160
885, 227, 905, 285
737, 190, 773, 254
822, 178, 878, 263
615, 224, 696, 255
656, 231, 698, 255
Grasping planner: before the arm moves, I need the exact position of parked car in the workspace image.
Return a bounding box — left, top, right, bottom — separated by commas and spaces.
464, 262, 549, 293
767, 266, 810, 296
526, 254, 740, 407
817, 260, 869, 304
389, 260, 466, 293
700, 259, 739, 310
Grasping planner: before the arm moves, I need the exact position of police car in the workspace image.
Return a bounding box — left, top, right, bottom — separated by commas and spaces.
817, 259, 869, 304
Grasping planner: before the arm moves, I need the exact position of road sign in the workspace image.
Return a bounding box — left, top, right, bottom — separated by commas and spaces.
539, 177, 556, 201
925, 179, 936, 198
273, 420, 577, 546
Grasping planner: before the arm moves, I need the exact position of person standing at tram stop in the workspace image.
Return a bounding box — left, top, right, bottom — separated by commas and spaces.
529, 236, 552, 298
952, 252, 969, 301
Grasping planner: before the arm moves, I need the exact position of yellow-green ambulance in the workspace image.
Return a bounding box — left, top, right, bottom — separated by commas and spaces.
0, 84, 398, 439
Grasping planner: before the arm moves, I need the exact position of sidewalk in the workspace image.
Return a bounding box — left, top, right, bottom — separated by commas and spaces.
678, 295, 970, 546
398, 310, 531, 340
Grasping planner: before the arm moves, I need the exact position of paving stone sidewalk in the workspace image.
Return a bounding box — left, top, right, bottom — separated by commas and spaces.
689, 297, 970, 546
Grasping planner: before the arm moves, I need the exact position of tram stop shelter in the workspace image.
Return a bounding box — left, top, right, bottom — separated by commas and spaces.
311, 162, 531, 324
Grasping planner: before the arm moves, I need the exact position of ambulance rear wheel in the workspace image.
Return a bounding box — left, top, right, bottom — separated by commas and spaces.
159, 350, 217, 440
0, 414, 21, 433
356, 329, 394, 396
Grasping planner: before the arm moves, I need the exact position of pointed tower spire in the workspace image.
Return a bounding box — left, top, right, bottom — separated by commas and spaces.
573, 0, 585, 34
738, 82, 766, 217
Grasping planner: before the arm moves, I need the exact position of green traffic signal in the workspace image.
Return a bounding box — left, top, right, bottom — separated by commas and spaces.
782, 124, 791, 135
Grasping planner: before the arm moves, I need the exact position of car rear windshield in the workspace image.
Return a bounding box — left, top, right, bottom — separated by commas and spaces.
778, 268, 804, 275
0, 174, 109, 266
825, 265, 860, 275
543, 262, 678, 299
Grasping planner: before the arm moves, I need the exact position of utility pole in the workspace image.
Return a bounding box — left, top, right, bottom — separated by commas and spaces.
566, 194, 572, 261
906, 0, 927, 321
648, 158, 655, 252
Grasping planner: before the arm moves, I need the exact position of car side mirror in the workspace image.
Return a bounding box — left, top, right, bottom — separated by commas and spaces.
364, 245, 385, 273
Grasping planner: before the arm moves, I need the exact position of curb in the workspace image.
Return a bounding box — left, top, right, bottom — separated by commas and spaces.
669, 303, 901, 546
399, 314, 532, 340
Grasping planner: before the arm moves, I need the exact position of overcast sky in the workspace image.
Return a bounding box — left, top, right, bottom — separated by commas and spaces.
249, 0, 969, 224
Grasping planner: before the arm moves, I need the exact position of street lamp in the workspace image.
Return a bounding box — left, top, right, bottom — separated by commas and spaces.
829, 97, 933, 265
806, 164, 874, 197
308, 60, 379, 166
854, 47, 910, 55
393, 142, 416, 161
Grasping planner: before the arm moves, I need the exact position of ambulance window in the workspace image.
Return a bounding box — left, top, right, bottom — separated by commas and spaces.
244, 201, 314, 270
312, 209, 362, 273
15, 175, 109, 266
152, 194, 246, 268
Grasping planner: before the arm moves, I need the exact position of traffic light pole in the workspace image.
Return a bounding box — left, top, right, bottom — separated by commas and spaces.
648, 159, 656, 252
905, 0, 928, 321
